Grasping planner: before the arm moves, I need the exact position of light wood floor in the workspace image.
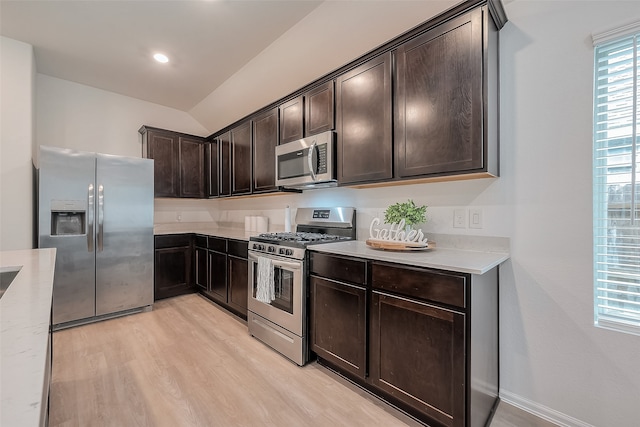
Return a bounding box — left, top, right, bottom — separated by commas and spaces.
50, 294, 556, 427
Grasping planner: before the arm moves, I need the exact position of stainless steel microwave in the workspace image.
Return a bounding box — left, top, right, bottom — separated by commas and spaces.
275, 131, 336, 189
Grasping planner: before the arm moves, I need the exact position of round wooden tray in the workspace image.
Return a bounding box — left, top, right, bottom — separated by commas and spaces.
365, 239, 434, 251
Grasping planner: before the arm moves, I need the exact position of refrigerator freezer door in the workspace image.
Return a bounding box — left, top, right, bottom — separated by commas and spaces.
39, 146, 97, 324
95, 154, 154, 315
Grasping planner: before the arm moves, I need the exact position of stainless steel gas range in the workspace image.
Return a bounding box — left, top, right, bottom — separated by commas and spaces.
247, 207, 356, 365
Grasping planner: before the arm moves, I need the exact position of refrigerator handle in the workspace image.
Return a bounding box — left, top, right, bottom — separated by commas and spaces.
87, 184, 94, 252
97, 184, 104, 252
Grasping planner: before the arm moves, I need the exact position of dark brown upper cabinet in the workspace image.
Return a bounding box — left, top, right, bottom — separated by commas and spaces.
395, 9, 495, 179
218, 132, 232, 197
336, 52, 393, 185
206, 139, 218, 198
139, 126, 204, 198
279, 96, 304, 144
305, 81, 335, 137
230, 120, 252, 195
252, 107, 279, 193
142, 128, 178, 197
179, 136, 205, 198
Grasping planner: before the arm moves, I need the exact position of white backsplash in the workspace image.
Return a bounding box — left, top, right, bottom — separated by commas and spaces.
152, 178, 509, 252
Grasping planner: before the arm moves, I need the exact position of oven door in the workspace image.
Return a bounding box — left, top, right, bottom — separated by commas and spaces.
247, 251, 305, 336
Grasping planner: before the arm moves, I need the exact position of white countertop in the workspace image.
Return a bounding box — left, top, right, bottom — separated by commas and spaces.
153, 224, 510, 274
309, 240, 509, 275
1, 248, 57, 427
154, 222, 257, 241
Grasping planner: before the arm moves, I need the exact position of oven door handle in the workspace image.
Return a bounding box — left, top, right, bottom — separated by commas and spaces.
248, 252, 302, 271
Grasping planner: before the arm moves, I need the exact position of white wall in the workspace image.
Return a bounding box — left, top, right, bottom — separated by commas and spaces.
36, 74, 208, 160
495, 1, 640, 425
0, 37, 36, 250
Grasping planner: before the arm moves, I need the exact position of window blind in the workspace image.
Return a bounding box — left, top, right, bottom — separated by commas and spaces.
593, 31, 640, 335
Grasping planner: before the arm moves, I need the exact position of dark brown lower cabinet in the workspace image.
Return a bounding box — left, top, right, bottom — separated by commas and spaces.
309, 251, 498, 427
154, 234, 195, 300
370, 291, 465, 427
228, 256, 248, 315
310, 276, 367, 379
154, 233, 249, 320
208, 249, 227, 303
201, 237, 248, 319
227, 239, 249, 316
194, 235, 208, 290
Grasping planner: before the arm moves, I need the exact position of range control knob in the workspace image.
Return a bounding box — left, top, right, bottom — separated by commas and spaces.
286, 249, 293, 256
267, 246, 275, 253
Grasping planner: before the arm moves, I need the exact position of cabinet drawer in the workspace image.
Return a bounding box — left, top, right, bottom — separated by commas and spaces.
310, 252, 367, 286
228, 239, 248, 258
154, 234, 192, 249
371, 262, 466, 308
195, 234, 207, 248
208, 236, 227, 252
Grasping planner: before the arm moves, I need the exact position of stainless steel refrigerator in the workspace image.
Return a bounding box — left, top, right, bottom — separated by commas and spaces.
38, 145, 154, 329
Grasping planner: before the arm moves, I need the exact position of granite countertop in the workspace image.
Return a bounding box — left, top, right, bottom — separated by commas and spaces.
153, 222, 258, 241
309, 240, 509, 275
1, 248, 57, 427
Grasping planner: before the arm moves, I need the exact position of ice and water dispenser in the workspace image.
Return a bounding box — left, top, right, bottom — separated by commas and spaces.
50, 200, 86, 235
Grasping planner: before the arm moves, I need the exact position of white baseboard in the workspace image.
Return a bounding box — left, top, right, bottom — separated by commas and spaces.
499, 389, 595, 427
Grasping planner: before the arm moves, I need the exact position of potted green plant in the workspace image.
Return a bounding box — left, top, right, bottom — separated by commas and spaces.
384, 199, 427, 230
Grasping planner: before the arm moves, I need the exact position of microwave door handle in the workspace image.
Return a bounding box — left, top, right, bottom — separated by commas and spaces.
87, 184, 94, 252
307, 140, 317, 181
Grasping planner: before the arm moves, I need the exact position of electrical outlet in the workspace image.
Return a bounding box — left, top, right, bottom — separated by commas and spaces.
176, 212, 182, 222
453, 209, 467, 228
469, 208, 483, 229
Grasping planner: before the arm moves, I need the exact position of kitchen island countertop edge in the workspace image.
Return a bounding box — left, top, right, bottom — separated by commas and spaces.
1, 248, 56, 427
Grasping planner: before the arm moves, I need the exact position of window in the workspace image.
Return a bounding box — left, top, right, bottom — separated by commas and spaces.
593, 24, 640, 335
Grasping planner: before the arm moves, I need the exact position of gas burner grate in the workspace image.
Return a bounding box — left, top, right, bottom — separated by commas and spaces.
256, 231, 347, 243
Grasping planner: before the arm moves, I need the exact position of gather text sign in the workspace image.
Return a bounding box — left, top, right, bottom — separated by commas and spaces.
368, 218, 428, 244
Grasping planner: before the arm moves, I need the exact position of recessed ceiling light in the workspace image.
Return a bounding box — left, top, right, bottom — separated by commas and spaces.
153, 53, 169, 64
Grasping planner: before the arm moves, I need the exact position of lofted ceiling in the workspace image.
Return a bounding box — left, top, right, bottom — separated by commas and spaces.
1, 0, 468, 132
0, 0, 323, 111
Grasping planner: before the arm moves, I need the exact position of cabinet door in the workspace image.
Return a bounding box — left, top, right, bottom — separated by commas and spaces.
219, 132, 232, 197
279, 96, 304, 144
231, 121, 252, 195
395, 11, 483, 177
208, 250, 227, 304
227, 256, 248, 316
154, 246, 193, 300
147, 131, 179, 197
195, 246, 208, 290
179, 137, 205, 198
305, 81, 335, 136
370, 291, 465, 427
252, 108, 279, 193
336, 52, 392, 185
206, 140, 219, 198
310, 276, 367, 379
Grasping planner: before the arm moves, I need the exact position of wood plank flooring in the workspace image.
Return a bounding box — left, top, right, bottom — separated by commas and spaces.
50, 294, 556, 427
